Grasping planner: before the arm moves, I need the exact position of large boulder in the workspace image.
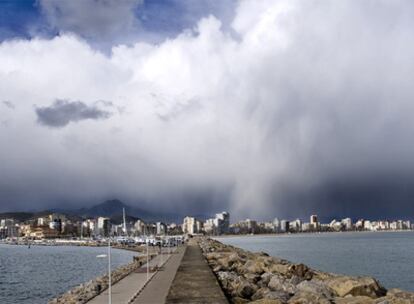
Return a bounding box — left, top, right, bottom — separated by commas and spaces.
259, 272, 274, 287
231, 296, 250, 304
250, 299, 284, 304
264, 290, 291, 302
267, 263, 291, 276
288, 291, 331, 304
268, 275, 297, 294
244, 272, 261, 284
296, 280, 333, 298
375, 288, 414, 304
206, 252, 223, 261
243, 259, 266, 275
216, 271, 239, 293
288, 264, 313, 280
326, 276, 386, 298
252, 287, 271, 301
236, 280, 258, 299
386, 288, 414, 301
334, 296, 376, 304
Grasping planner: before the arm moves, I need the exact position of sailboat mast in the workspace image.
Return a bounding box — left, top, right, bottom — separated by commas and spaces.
122, 207, 127, 235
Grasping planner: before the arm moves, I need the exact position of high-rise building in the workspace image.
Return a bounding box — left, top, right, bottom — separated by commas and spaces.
156, 222, 167, 235
310, 214, 319, 230
183, 216, 202, 234
291, 219, 302, 232
97, 217, 110, 237
280, 220, 289, 232
341, 218, 353, 230
273, 218, 280, 232
0, 219, 18, 239
214, 212, 230, 234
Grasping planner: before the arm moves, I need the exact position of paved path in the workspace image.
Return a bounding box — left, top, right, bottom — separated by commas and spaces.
87, 247, 179, 304
132, 246, 186, 304
166, 239, 229, 304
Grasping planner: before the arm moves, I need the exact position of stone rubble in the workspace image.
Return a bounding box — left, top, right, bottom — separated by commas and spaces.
200, 238, 414, 304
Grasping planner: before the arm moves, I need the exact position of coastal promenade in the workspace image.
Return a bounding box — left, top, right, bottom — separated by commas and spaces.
88, 239, 229, 304
87, 247, 184, 304
166, 239, 229, 304
132, 246, 186, 303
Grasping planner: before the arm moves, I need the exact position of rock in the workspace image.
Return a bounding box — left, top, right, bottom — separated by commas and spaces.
375, 288, 414, 304
288, 264, 313, 280
244, 259, 266, 275
256, 255, 276, 267
268, 275, 297, 294
289, 275, 304, 286
229, 252, 244, 264
288, 291, 332, 304
250, 299, 284, 304
334, 296, 376, 304
326, 276, 386, 298
206, 252, 223, 261
252, 287, 271, 301
244, 272, 261, 283
264, 290, 291, 302
267, 263, 290, 276
231, 296, 250, 304
217, 271, 239, 291
48, 259, 141, 303
386, 289, 414, 301
213, 265, 224, 272
296, 280, 333, 298
236, 280, 258, 299
259, 272, 274, 287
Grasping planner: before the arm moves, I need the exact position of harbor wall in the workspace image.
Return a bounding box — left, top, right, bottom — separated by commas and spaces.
200, 238, 414, 304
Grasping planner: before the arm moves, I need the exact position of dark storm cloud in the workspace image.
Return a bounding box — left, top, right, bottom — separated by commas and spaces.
35, 99, 112, 128
2, 100, 15, 109
2, 0, 414, 221
39, 0, 143, 47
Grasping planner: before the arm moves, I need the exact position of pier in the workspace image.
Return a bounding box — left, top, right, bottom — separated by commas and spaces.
165, 239, 228, 304
83, 239, 228, 304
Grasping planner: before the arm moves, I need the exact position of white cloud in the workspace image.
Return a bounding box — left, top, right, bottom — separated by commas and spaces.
1, 0, 414, 218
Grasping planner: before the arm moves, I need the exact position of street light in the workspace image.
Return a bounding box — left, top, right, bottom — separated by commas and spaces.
108, 237, 112, 304
97, 237, 112, 304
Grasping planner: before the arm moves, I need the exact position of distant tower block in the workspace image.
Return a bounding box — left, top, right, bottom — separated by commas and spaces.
310, 214, 319, 230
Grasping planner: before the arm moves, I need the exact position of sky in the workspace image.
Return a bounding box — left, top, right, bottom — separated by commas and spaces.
1, 0, 414, 221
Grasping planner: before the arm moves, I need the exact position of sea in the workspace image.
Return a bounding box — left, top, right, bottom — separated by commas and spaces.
217, 231, 414, 292
0, 244, 138, 304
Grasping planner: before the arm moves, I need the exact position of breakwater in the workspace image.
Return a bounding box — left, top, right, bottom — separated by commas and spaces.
200, 238, 414, 303
48, 254, 154, 304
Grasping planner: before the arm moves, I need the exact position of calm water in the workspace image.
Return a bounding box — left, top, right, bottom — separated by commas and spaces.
217, 231, 414, 291
0, 244, 138, 304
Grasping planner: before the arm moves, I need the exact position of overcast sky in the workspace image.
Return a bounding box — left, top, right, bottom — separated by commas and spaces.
1, 0, 414, 221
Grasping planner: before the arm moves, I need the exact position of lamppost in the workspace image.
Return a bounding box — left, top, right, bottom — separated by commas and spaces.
96, 237, 112, 304
108, 236, 112, 304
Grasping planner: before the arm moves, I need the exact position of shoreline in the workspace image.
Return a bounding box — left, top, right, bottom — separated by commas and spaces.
0, 239, 149, 254
214, 229, 414, 239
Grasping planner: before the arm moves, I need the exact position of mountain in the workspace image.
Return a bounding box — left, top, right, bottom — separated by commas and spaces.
77, 199, 153, 219
1, 199, 188, 224
75, 199, 181, 223
0, 212, 34, 222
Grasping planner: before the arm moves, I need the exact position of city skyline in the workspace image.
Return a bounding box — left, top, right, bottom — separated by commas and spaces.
2, 1, 414, 220
1, 208, 412, 241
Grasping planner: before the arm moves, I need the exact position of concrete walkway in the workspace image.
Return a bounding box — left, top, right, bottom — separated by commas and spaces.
166, 239, 229, 304
87, 247, 179, 304
132, 246, 186, 304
